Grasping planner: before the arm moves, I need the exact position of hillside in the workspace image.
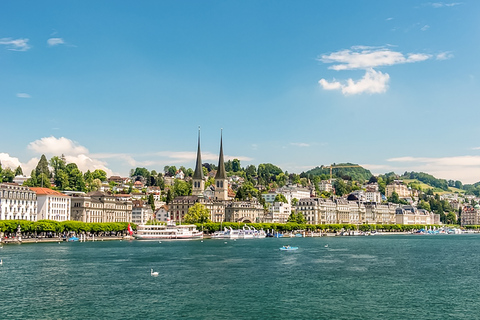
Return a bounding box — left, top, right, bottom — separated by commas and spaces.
305, 163, 372, 181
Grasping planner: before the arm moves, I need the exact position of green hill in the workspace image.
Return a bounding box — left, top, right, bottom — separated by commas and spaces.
305, 163, 372, 182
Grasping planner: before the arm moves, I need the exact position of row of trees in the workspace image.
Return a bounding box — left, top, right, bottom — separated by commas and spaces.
0, 220, 133, 236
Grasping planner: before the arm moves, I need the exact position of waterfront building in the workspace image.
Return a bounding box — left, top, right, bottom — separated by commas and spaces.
270, 201, 291, 223
0, 183, 37, 221
461, 205, 480, 226
224, 200, 264, 223
132, 200, 153, 225
276, 185, 310, 204
395, 206, 437, 225
70, 191, 132, 223
30, 187, 71, 221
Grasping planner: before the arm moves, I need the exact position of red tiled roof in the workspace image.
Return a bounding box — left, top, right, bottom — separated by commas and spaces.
29, 187, 69, 197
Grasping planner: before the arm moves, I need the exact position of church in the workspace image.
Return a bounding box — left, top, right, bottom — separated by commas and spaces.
168, 130, 264, 223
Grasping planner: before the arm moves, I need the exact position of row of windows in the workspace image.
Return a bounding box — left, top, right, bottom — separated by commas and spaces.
1, 191, 36, 200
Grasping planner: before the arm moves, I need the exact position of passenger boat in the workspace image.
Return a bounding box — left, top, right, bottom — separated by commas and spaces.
134, 222, 203, 240
280, 245, 298, 251
211, 226, 266, 239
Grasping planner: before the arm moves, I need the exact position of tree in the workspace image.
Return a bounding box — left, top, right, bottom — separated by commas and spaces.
168, 166, 177, 177
166, 189, 174, 204
445, 212, 457, 225
274, 194, 288, 204
184, 203, 210, 224
232, 159, 241, 172
35, 154, 50, 178
173, 179, 191, 196
291, 198, 299, 206
148, 193, 155, 212
1, 168, 15, 183
15, 165, 23, 176
92, 169, 107, 182
417, 200, 431, 212
333, 179, 347, 196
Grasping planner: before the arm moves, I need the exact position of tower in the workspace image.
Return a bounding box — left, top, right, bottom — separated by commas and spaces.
192, 127, 205, 196
214, 130, 229, 201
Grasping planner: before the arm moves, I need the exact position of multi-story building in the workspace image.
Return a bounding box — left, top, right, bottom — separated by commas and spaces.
71, 191, 132, 223
364, 203, 397, 224
461, 205, 480, 226
271, 201, 291, 223
262, 192, 277, 204
155, 205, 170, 222
224, 200, 264, 223
365, 191, 382, 203
395, 206, 439, 225
385, 181, 411, 198
276, 185, 310, 204
0, 183, 37, 221
318, 181, 333, 193
132, 200, 153, 225
30, 187, 71, 221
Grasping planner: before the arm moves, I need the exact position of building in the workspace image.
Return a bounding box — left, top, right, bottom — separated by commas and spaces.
461, 205, 480, 226
0, 183, 37, 221
192, 129, 206, 197
132, 200, 153, 225
71, 191, 132, 223
318, 181, 333, 193
13, 175, 30, 186
270, 201, 291, 223
214, 132, 229, 201
30, 187, 71, 221
276, 185, 310, 204
385, 181, 411, 198
155, 205, 170, 222
395, 206, 439, 225
224, 200, 264, 223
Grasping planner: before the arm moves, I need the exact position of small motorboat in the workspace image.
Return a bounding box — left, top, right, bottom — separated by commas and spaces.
67, 236, 79, 242
280, 245, 298, 251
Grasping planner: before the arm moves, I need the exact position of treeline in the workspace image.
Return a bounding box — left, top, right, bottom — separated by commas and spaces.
402, 172, 450, 191
0, 220, 134, 235
195, 222, 441, 233
304, 163, 373, 182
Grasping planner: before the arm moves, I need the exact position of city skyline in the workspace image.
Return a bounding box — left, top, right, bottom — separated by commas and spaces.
1, 1, 480, 183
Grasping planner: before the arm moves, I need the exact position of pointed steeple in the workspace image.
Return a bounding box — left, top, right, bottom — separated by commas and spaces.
193, 127, 203, 179
215, 129, 226, 180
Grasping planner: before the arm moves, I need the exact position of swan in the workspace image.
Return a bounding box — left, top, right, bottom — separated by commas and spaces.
151, 269, 159, 276
0, 259, 2, 265
324, 244, 328, 248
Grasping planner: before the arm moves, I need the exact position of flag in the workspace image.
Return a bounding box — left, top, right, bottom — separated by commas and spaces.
127, 223, 133, 236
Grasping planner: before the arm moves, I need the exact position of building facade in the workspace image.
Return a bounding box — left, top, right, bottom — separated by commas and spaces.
0, 183, 37, 221
71, 191, 132, 223
30, 187, 71, 221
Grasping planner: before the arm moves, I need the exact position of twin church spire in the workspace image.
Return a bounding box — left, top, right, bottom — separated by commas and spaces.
192, 128, 229, 200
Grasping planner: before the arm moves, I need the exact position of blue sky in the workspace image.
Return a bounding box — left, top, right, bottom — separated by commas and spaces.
1, 1, 480, 183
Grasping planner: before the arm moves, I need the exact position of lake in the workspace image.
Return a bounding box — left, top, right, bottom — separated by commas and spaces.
1, 234, 479, 319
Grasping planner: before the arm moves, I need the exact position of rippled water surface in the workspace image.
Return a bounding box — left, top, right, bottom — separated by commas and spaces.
1, 235, 480, 319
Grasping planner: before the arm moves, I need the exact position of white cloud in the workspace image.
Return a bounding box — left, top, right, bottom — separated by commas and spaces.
319, 46, 431, 71
290, 142, 310, 147
386, 17, 394, 21
421, 25, 430, 31
436, 51, 454, 60
319, 68, 390, 95
28, 136, 89, 155
429, 2, 462, 8
47, 38, 65, 47
318, 46, 438, 95
16, 93, 31, 98
0, 38, 30, 51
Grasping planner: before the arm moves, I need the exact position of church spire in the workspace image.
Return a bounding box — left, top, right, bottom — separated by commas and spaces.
215, 129, 226, 180
193, 127, 203, 180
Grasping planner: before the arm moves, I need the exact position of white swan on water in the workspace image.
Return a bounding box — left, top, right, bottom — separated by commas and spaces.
151, 269, 159, 276
0, 259, 3, 265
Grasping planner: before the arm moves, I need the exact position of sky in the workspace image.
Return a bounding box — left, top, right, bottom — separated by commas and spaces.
1, 1, 480, 183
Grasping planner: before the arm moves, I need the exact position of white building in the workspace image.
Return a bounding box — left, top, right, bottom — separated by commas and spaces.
318, 181, 333, 192
271, 201, 291, 223
262, 192, 277, 204
276, 185, 311, 204
0, 183, 37, 221
132, 200, 153, 225
13, 175, 30, 186
155, 205, 170, 222
30, 187, 71, 221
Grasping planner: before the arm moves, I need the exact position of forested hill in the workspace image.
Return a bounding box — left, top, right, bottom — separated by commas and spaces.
304, 163, 372, 181
400, 172, 450, 191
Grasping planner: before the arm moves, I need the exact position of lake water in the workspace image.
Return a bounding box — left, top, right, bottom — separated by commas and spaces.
1, 234, 479, 319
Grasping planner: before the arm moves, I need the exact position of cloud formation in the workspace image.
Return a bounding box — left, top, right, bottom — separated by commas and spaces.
290, 142, 310, 147
16, 93, 31, 98
47, 38, 65, 46
28, 136, 89, 155
0, 38, 30, 51
320, 68, 390, 95
429, 2, 462, 8
318, 46, 434, 95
